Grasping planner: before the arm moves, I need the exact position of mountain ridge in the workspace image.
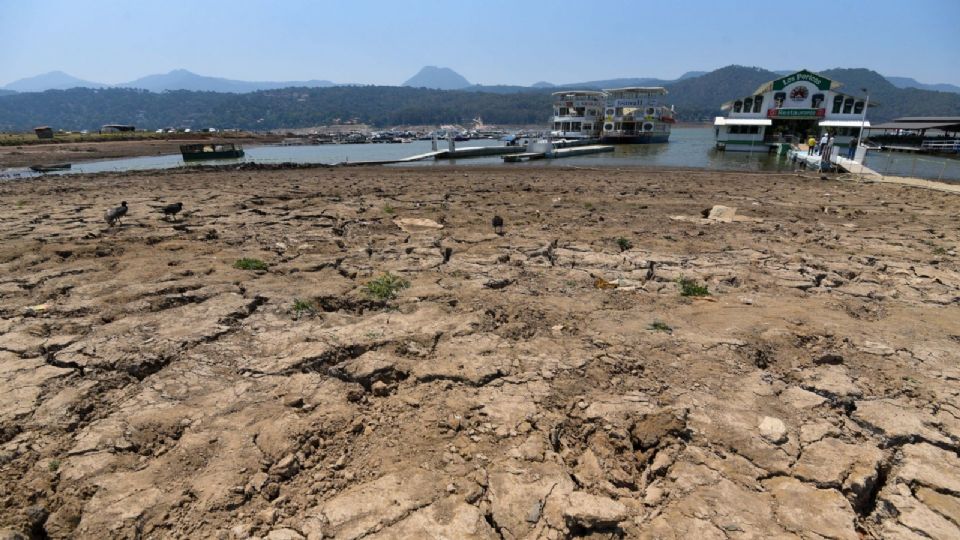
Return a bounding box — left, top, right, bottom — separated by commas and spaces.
402, 66, 471, 90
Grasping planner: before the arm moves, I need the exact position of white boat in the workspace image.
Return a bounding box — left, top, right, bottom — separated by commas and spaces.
714, 69, 872, 152
550, 91, 605, 139
600, 87, 674, 144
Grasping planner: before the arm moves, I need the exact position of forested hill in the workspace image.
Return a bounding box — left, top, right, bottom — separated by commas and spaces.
1, 66, 958, 131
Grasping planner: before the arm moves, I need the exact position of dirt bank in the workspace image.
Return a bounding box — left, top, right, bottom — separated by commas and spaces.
0, 166, 958, 539
0, 136, 280, 169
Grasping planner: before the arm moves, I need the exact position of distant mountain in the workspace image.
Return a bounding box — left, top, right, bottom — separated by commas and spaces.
3, 71, 108, 92
0, 89, 17, 97
677, 71, 707, 80
531, 81, 555, 88
562, 77, 672, 90
661, 65, 781, 120
402, 66, 471, 90
885, 76, 960, 95
118, 69, 335, 92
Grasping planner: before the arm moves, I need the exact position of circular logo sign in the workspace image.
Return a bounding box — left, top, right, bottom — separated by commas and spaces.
789, 86, 809, 102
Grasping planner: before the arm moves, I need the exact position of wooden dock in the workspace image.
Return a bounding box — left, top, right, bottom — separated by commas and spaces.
502, 145, 614, 162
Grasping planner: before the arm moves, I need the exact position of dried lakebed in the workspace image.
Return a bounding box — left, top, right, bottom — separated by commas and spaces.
0, 166, 958, 539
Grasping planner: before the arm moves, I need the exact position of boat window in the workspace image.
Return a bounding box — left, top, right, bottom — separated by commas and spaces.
749, 126, 760, 134
554, 122, 561, 130
615, 108, 624, 116
582, 123, 592, 131
614, 123, 621, 130
753, 96, 763, 113
575, 107, 585, 116
558, 107, 569, 116
743, 98, 753, 112
729, 126, 740, 134
571, 122, 581, 131
832, 95, 844, 114
811, 93, 824, 108
853, 101, 864, 115
733, 100, 742, 113
843, 98, 854, 114
774, 92, 786, 108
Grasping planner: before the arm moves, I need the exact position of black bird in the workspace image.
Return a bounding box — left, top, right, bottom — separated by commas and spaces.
161, 202, 183, 220
104, 201, 128, 227
492, 215, 504, 235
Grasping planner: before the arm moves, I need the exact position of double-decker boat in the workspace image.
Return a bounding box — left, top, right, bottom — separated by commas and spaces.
600, 87, 674, 144
550, 91, 605, 139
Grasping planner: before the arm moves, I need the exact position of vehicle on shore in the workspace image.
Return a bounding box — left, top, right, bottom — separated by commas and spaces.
179, 143, 244, 161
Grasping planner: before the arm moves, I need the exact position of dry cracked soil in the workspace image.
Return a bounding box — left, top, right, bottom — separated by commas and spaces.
0, 165, 959, 539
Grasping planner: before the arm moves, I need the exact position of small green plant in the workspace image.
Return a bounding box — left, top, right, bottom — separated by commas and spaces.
383, 204, 396, 214
233, 258, 269, 271
678, 276, 710, 297
584, 202, 595, 211
48, 459, 60, 472
933, 246, 948, 255
616, 237, 633, 252
15, 200, 26, 207
648, 320, 673, 333
293, 298, 315, 317
365, 272, 410, 300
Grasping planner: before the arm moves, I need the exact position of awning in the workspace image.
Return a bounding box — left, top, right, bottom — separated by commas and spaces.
714, 117, 772, 126
819, 120, 871, 127
867, 121, 960, 131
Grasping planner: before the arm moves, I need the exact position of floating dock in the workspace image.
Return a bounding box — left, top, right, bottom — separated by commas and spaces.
788, 149, 881, 179
502, 145, 614, 162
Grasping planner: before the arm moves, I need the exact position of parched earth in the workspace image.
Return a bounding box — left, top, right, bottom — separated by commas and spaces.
0, 165, 958, 539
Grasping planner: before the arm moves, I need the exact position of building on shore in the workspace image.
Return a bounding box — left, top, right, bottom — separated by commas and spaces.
714, 70, 873, 152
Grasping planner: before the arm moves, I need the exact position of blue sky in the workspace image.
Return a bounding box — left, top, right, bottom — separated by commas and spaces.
1, 0, 958, 86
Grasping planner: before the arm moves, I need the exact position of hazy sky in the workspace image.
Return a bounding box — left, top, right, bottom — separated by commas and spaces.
2, 0, 959, 86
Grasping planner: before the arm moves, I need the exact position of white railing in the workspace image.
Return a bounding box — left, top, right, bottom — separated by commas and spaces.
920, 140, 960, 152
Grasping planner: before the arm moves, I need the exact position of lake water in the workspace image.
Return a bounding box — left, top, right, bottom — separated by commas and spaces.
4, 127, 959, 181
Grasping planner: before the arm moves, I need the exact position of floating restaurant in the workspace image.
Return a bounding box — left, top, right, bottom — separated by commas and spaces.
714, 69, 873, 152
551, 88, 675, 143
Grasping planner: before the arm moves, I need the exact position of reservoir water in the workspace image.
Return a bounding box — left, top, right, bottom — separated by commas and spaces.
4, 127, 959, 182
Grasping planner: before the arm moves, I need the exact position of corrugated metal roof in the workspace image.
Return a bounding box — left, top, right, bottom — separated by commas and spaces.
714, 117, 772, 126
819, 120, 871, 127
868, 121, 960, 130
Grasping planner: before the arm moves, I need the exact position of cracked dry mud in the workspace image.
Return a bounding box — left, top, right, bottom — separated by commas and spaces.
1, 166, 959, 540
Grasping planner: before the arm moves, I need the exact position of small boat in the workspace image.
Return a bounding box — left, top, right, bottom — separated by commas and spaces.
30, 163, 72, 173
179, 143, 244, 161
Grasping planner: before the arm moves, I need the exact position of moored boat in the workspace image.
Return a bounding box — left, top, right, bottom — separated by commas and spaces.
551, 91, 605, 139
600, 87, 674, 144
180, 143, 244, 161
30, 163, 72, 173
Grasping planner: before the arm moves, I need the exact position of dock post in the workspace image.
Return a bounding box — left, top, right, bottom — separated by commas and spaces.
448, 134, 455, 153
432, 131, 438, 152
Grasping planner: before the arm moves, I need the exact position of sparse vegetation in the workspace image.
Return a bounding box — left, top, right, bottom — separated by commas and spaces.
584, 202, 595, 211
15, 200, 26, 207
933, 246, 948, 255
292, 298, 316, 317
678, 276, 710, 297
365, 272, 410, 300
383, 204, 396, 214
233, 258, 269, 271
616, 237, 633, 252
649, 320, 673, 333
48, 459, 60, 472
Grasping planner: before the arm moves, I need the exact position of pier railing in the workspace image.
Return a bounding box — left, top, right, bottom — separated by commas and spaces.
872, 151, 960, 182
920, 139, 960, 152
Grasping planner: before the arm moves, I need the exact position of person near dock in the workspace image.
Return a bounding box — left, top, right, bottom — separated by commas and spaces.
807, 135, 817, 155
847, 136, 858, 159
818, 133, 829, 155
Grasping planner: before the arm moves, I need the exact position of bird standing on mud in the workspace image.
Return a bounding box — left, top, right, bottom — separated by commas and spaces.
161, 202, 183, 220
492, 215, 504, 235
104, 201, 128, 226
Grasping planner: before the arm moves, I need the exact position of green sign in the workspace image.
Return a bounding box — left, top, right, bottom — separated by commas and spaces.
772, 70, 832, 91
768, 108, 826, 118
